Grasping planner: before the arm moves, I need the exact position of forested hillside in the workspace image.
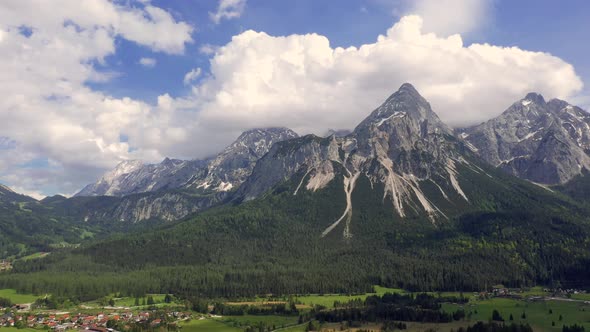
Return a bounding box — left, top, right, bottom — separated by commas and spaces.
3, 160, 590, 302
0, 185, 166, 260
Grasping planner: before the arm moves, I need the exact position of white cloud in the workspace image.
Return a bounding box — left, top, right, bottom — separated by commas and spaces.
185, 15, 582, 135
0, 0, 194, 195
9, 186, 46, 200
0, 2, 584, 197
109, 15, 580, 184
139, 57, 157, 67
183, 68, 202, 85
209, 0, 247, 24
199, 43, 219, 55
0, 1, 193, 55
407, 0, 494, 36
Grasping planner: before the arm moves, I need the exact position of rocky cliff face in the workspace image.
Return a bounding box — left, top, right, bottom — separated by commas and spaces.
459, 93, 590, 184
76, 127, 298, 197
76, 159, 206, 197
72, 190, 228, 223
72, 128, 298, 223
184, 127, 299, 192
71, 86, 590, 226
239, 84, 480, 238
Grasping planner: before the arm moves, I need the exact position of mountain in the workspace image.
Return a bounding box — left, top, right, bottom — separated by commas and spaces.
238, 83, 477, 234
324, 129, 352, 137
0, 184, 109, 259
76, 159, 206, 197
458, 93, 590, 184
184, 127, 299, 192
64, 128, 298, 223
7, 84, 590, 301
46, 189, 225, 223
76, 127, 298, 197
0, 184, 37, 206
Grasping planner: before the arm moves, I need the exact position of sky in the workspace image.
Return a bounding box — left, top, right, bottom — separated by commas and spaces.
0, 0, 589, 199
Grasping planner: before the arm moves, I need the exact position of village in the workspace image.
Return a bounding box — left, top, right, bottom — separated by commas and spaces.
0, 308, 193, 331
483, 286, 589, 302
0, 286, 588, 332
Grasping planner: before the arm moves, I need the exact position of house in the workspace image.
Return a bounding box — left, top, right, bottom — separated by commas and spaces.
14, 303, 30, 311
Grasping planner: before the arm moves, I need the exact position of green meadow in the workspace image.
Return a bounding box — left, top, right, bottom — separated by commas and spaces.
0, 327, 38, 332
0, 289, 40, 303
221, 315, 299, 329
294, 286, 403, 308
179, 319, 241, 332
443, 297, 590, 331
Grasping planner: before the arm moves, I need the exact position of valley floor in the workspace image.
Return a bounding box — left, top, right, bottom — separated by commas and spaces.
1, 286, 590, 331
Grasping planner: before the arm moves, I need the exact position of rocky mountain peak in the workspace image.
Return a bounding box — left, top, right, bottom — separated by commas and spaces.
460, 93, 590, 184
523, 92, 546, 105
353, 83, 453, 154
230, 127, 299, 157
76, 127, 300, 198
397, 82, 421, 95
547, 98, 569, 110
376, 83, 431, 118
240, 84, 473, 237
186, 127, 299, 192
98, 160, 144, 186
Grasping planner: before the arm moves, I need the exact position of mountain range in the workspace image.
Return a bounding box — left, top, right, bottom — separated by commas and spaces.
63, 83, 590, 227
1, 84, 590, 299
459, 93, 590, 184
76, 127, 298, 197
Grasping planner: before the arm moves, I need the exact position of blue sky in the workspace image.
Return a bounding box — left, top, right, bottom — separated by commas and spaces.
93, 0, 590, 105
0, 0, 589, 198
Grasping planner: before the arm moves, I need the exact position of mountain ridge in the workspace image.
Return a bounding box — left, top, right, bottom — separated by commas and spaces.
459, 92, 590, 184
53, 85, 590, 228
3, 85, 590, 300
75, 127, 298, 198
236, 83, 486, 238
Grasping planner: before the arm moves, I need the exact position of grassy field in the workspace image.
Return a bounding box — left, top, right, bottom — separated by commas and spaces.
0, 289, 40, 303
294, 286, 403, 308
80, 293, 172, 309
221, 315, 299, 329
274, 323, 307, 331
520, 286, 548, 297
316, 321, 471, 332
0, 327, 38, 332
442, 297, 590, 331
114, 293, 168, 306
571, 293, 590, 301
179, 318, 241, 332
293, 287, 475, 309
18, 252, 50, 261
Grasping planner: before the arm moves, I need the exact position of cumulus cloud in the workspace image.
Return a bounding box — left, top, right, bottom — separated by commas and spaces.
9, 186, 46, 200
187, 15, 582, 136
121, 15, 581, 188
0, 0, 193, 195
0, 2, 584, 197
183, 68, 202, 85
406, 0, 494, 36
210, 0, 247, 24
139, 57, 157, 67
